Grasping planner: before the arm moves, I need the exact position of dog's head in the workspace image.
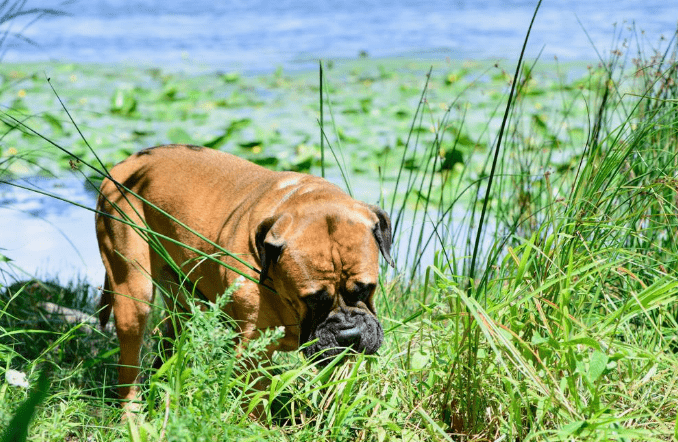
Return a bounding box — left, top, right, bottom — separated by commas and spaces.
255, 200, 394, 363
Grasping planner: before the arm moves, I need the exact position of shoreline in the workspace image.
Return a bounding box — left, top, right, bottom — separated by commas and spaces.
0, 53, 596, 78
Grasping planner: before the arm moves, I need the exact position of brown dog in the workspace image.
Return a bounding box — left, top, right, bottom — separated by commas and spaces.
96, 144, 394, 409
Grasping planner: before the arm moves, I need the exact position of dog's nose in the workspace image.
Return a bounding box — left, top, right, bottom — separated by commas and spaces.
336, 326, 362, 348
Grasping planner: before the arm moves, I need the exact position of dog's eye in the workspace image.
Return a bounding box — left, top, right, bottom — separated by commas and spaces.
303, 290, 333, 309
344, 282, 375, 306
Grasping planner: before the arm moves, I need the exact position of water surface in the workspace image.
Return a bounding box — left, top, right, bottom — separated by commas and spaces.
5, 0, 675, 72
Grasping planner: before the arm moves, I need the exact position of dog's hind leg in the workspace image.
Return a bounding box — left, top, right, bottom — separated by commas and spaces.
97, 183, 159, 414
108, 265, 154, 413
98, 224, 155, 414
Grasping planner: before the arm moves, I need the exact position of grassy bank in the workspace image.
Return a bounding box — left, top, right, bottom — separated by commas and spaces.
2, 25, 678, 442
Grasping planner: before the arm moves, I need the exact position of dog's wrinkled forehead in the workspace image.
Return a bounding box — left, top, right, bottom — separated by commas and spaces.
282, 208, 380, 285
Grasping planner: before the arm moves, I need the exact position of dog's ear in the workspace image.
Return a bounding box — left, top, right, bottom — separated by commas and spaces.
255, 213, 291, 285
369, 205, 395, 268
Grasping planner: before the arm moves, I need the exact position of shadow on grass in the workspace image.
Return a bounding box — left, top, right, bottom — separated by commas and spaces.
0, 278, 118, 401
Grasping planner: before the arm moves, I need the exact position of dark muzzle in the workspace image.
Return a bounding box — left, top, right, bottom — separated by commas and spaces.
302, 308, 383, 364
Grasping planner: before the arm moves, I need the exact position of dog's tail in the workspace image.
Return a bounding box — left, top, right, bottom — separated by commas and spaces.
99, 274, 113, 329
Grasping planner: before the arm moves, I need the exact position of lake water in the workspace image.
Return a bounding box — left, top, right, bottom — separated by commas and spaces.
5, 0, 677, 71
0, 175, 465, 287
0, 178, 101, 285
0, 0, 676, 285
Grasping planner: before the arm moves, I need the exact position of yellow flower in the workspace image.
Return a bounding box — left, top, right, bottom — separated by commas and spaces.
17, 89, 26, 98
7, 147, 18, 156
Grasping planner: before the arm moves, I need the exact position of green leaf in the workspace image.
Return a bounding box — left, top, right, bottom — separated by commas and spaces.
410, 349, 431, 370
127, 419, 143, 442
220, 72, 240, 83
559, 420, 587, 436
561, 337, 601, 350
394, 108, 409, 119
238, 141, 262, 150
110, 87, 137, 116
290, 155, 313, 172
161, 83, 179, 101
587, 350, 609, 383
151, 353, 178, 381
514, 234, 536, 285
440, 148, 463, 171
167, 127, 193, 144
247, 155, 279, 168
530, 332, 548, 346
42, 113, 64, 134
204, 118, 252, 149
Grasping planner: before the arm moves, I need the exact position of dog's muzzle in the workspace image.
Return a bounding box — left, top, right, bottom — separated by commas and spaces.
302, 308, 384, 364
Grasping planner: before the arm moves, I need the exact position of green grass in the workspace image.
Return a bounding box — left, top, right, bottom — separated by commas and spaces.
1, 18, 678, 442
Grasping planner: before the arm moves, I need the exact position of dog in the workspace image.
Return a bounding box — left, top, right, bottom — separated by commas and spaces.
95, 144, 394, 410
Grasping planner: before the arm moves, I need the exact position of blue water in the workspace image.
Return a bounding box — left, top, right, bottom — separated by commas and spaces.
5, 0, 677, 71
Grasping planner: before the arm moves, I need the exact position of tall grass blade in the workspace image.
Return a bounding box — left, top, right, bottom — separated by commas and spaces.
468, 0, 543, 295
319, 60, 325, 178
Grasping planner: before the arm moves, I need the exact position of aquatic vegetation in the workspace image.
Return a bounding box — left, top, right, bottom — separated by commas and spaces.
0, 57, 592, 183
